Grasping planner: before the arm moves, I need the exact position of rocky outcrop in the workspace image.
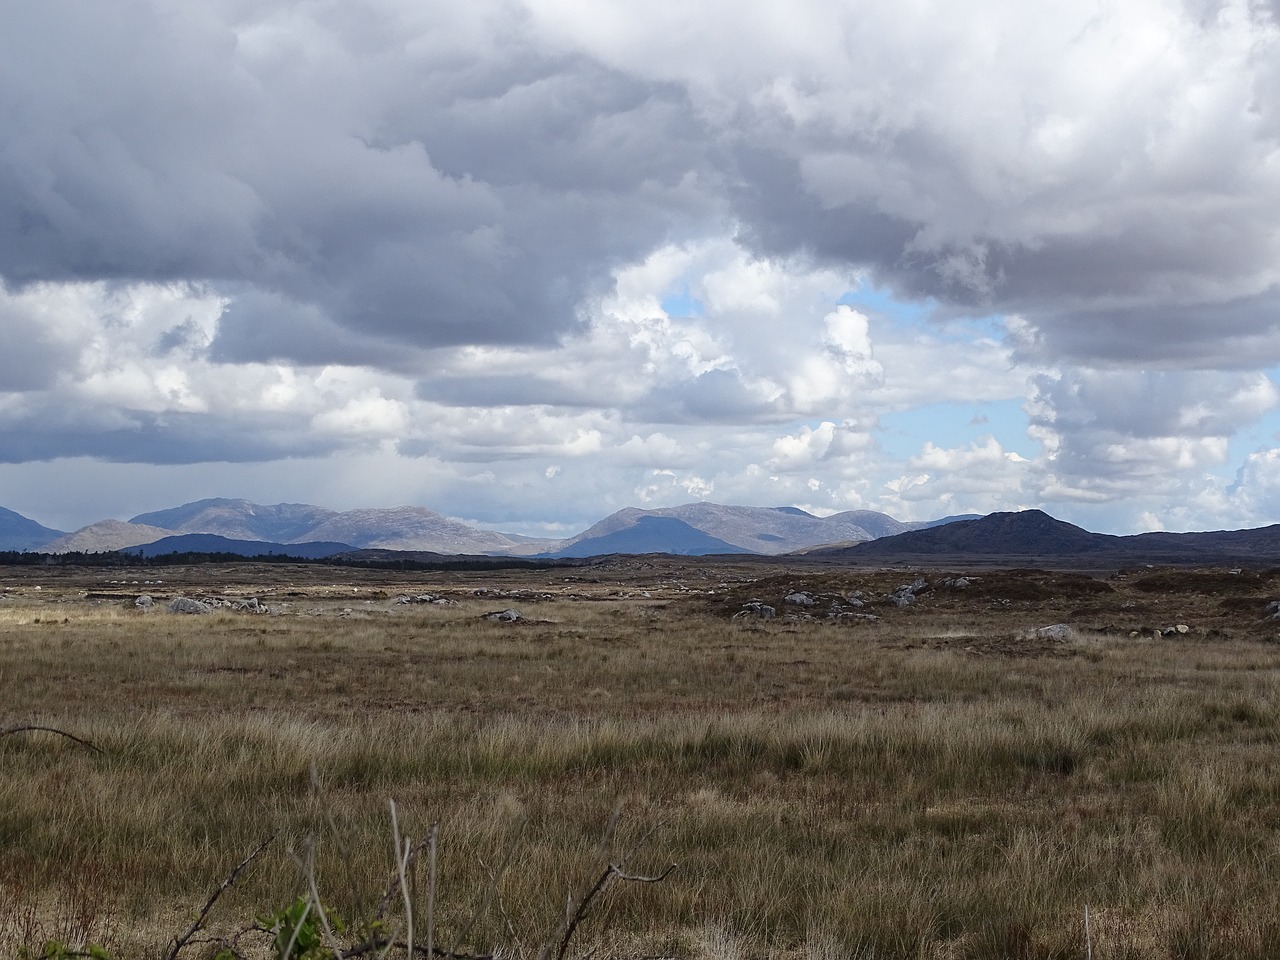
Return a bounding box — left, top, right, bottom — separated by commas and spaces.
889, 578, 931, 607
483, 608, 523, 622
168, 597, 214, 615
735, 600, 777, 619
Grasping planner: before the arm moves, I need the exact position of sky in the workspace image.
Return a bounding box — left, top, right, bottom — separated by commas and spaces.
5, 0, 1280, 536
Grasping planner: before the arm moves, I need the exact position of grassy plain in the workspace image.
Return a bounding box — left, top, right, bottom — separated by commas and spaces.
2, 559, 1280, 959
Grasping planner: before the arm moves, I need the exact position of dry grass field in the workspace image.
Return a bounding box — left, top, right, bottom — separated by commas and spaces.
3, 558, 1280, 959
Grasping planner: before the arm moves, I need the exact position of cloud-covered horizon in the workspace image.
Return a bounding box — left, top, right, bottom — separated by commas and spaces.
5, 0, 1280, 535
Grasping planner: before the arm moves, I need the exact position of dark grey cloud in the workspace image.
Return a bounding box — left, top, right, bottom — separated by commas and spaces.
7, 0, 1276, 374
0, 405, 347, 465
0, 1, 712, 363
1011, 292, 1280, 368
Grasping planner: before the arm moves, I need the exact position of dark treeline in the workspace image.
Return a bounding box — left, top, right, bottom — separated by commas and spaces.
0, 549, 592, 572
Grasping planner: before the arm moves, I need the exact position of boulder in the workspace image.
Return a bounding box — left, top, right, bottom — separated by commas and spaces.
735, 601, 776, 619
889, 578, 931, 607
397, 593, 452, 604
167, 597, 213, 615
484, 608, 523, 622
134, 595, 154, 611
1035, 623, 1074, 641
784, 591, 816, 606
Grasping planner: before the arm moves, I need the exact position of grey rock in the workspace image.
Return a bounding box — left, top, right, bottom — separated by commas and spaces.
1035, 624, 1074, 641
784, 591, 816, 606
484, 608, 523, 622
396, 593, 450, 604
736, 601, 776, 619
134, 594, 154, 610
167, 597, 213, 615
889, 578, 931, 607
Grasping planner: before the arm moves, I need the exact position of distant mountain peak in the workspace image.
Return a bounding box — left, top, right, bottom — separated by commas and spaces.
547, 515, 753, 557
564, 502, 877, 555
0, 507, 66, 552
130, 499, 338, 543
43, 520, 178, 554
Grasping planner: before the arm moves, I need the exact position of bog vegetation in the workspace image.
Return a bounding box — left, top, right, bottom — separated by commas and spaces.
2, 559, 1280, 959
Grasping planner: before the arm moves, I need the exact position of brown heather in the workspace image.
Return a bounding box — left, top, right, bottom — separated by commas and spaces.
2, 560, 1280, 959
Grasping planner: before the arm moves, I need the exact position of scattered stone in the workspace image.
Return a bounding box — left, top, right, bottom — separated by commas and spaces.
167, 597, 213, 615
735, 601, 777, 619
889, 578, 931, 607
1160, 624, 1192, 636
1035, 623, 1074, 641
134, 595, 153, 611
484, 608, 523, 622
396, 593, 454, 605
940, 577, 972, 590
784, 591, 816, 607
231, 597, 262, 613
1267, 601, 1280, 620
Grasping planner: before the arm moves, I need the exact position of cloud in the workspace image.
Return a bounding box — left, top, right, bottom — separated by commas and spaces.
0, 0, 711, 361
7, 0, 1280, 535
8, 0, 1280, 376
527, 0, 1280, 367
1027, 367, 1279, 497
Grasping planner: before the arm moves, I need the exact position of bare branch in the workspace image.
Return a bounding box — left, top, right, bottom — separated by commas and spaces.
554, 861, 678, 960
1, 724, 103, 754
166, 835, 277, 960
554, 868, 613, 960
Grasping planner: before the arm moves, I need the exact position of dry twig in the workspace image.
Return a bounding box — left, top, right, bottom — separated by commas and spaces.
553, 863, 676, 960
166, 834, 277, 960
0, 724, 103, 754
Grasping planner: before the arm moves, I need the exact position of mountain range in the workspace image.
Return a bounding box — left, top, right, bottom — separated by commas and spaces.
808, 509, 1280, 565
5, 498, 1278, 565
1, 497, 946, 558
